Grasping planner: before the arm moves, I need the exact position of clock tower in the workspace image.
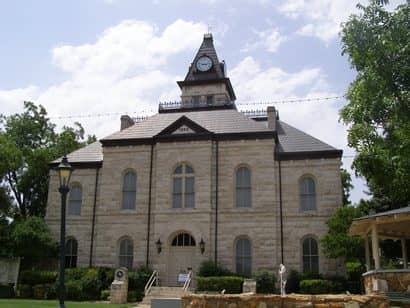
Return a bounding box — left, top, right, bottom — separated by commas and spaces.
177, 33, 236, 109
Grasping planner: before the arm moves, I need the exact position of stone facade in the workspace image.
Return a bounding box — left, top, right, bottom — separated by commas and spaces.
45, 33, 344, 285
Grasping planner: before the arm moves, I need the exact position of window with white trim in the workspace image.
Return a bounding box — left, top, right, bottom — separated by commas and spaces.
68, 185, 82, 215
119, 237, 133, 269
172, 164, 195, 208
236, 167, 251, 208
302, 237, 319, 274
235, 238, 252, 276
299, 176, 316, 211
122, 171, 136, 210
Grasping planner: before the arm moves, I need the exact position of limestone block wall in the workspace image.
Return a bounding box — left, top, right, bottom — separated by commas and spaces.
46, 168, 99, 267
280, 158, 343, 275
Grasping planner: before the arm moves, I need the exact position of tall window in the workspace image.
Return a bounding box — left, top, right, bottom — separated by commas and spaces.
236, 238, 252, 276
119, 237, 133, 269
236, 167, 251, 208
173, 164, 195, 208
299, 176, 316, 211
302, 237, 319, 274
68, 185, 82, 215
65, 238, 78, 268
122, 171, 137, 210
171, 233, 196, 246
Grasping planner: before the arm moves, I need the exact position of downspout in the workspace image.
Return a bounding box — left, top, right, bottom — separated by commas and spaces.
146, 143, 154, 266
89, 166, 100, 267
278, 159, 284, 264
214, 140, 219, 264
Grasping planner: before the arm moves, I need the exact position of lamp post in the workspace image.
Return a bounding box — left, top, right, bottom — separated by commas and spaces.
56, 156, 73, 308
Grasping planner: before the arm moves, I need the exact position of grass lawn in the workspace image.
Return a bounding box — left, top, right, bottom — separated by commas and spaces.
0, 299, 136, 308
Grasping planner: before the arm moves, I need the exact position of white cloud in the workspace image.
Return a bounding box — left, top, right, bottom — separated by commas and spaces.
1, 19, 207, 137
277, 0, 406, 43
242, 28, 285, 53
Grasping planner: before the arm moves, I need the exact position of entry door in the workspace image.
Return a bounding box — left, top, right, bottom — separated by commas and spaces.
167, 233, 197, 286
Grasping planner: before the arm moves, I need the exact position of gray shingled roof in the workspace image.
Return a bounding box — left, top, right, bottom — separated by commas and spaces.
276, 121, 338, 153
354, 206, 410, 221
57, 110, 341, 164
102, 109, 272, 141
51, 141, 103, 164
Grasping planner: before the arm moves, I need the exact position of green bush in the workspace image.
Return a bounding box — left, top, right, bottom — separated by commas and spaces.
97, 267, 114, 290
300, 279, 334, 294
285, 270, 301, 293
0, 284, 14, 298
196, 276, 243, 294
253, 271, 276, 294
20, 270, 57, 285
198, 260, 233, 277
32, 284, 47, 299
100, 289, 110, 300
346, 261, 365, 281
127, 290, 138, 302
16, 284, 32, 298
65, 280, 85, 301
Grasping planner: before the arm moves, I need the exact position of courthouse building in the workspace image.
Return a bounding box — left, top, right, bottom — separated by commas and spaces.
46, 33, 344, 285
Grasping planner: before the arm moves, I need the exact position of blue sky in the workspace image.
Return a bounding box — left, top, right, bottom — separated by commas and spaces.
0, 0, 405, 203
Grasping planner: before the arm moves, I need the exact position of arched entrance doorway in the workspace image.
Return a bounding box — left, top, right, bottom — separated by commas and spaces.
168, 232, 197, 286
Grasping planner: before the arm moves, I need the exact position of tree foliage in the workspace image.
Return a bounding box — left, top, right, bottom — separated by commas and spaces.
341, 168, 354, 206
0, 101, 96, 219
340, 0, 410, 211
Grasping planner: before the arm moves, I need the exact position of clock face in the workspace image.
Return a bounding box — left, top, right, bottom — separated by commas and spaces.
196, 56, 212, 72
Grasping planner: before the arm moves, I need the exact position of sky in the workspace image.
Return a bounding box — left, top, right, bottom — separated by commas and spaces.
0, 0, 405, 203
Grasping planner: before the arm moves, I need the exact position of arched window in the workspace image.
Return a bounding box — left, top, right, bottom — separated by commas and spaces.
119, 237, 133, 269
173, 164, 195, 208
122, 171, 137, 210
65, 238, 78, 268
171, 233, 196, 246
68, 185, 82, 215
299, 176, 316, 211
235, 238, 252, 276
236, 167, 251, 208
302, 237, 319, 274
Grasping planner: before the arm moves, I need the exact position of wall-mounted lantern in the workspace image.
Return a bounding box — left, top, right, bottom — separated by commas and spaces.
156, 238, 162, 254
199, 238, 205, 254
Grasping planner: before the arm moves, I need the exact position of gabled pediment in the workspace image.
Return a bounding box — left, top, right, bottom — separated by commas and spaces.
156, 116, 211, 137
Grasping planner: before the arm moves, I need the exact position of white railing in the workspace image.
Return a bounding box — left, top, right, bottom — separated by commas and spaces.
144, 270, 158, 296
183, 270, 193, 292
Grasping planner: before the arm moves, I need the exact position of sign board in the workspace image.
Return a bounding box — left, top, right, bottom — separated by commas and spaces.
178, 273, 189, 283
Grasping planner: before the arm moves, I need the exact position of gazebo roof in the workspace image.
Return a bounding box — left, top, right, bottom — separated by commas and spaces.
349, 206, 410, 238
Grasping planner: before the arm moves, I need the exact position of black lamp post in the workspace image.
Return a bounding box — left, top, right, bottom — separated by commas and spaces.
56, 156, 73, 308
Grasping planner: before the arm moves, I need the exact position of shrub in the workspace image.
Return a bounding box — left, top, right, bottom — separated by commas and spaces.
196, 276, 243, 294
0, 284, 14, 298
20, 270, 57, 285
127, 290, 138, 302
198, 260, 233, 277
253, 271, 276, 294
300, 279, 333, 294
97, 267, 114, 290
32, 284, 47, 299
100, 289, 110, 300
16, 284, 32, 298
285, 270, 301, 293
346, 261, 365, 281
65, 280, 85, 301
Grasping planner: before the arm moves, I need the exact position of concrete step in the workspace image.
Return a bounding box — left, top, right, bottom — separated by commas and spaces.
141, 287, 191, 305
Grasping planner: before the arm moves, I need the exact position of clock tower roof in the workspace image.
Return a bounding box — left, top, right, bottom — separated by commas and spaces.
177, 33, 236, 101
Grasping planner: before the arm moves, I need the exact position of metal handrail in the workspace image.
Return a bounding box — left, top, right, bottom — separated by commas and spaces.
144, 270, 158, 295
183, 270, 193, 292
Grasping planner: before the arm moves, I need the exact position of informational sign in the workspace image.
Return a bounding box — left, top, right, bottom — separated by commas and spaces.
178, 273, 189, 283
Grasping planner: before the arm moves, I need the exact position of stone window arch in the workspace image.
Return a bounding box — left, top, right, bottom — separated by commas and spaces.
65, 237, 78, 268
302, 236, 319, 274
235, 236, 252, 276
172, 163, 195, 208
171, 232, 196, 246
118, 236, 134, 269
235, 166, 252, 208
299, 175, 316, 211
122, 170, 137, 210
68, 184, 82, 216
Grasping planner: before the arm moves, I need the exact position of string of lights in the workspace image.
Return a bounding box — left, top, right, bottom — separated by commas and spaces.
47, 95, 345, 119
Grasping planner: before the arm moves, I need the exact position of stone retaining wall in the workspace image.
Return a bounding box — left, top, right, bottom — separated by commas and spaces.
363, 270, 410, 294
181, 293, 389, 308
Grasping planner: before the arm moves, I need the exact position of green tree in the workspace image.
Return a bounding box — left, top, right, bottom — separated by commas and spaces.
340, 0, 410, 211
341, 168, 354, 206
0, 101, 96, 219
